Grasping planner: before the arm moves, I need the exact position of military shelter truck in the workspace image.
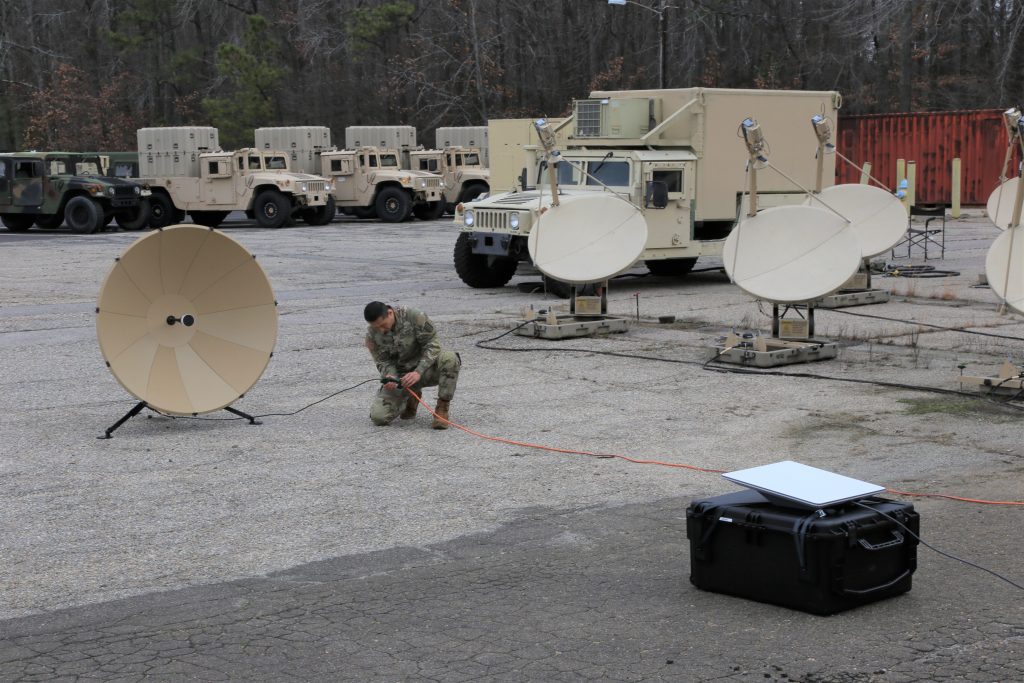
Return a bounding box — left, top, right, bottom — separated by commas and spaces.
435, 126, 489, 166
256, 126, 445, 222
408, 146, 490, 213
0, 152, 147, 234
138, 126, 333, 229
453, 88, 841, 291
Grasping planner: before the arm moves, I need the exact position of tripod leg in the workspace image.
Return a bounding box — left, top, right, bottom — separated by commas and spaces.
224, 406, 262, 425
100, 401, 147, 439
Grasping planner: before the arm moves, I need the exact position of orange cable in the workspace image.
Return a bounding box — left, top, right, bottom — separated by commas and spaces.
405, 389, 1024, 507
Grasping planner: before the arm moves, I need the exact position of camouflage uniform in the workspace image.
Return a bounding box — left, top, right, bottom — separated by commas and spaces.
366, 306, 461, 426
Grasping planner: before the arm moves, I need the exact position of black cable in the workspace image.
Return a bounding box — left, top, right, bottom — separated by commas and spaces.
477, 322, 1024, 412
148, 378, 379, 422
821, 307, 1024, 342
853, 501, 1024, 592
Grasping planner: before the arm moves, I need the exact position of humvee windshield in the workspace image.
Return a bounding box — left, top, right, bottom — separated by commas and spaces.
380, 154, 399, 168
75, 160, 102, 175
248, 155, 263, 169
539, 159, 630, 187
462, 152, 481, 166
47, 160, 71, 175
265, 155, 287, 170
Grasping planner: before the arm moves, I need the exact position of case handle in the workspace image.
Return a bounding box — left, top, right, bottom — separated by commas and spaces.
839, 568, 911, 596
857, 530, 904, 551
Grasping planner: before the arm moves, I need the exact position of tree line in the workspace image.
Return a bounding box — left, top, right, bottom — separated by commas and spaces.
1, 0, 1020, 152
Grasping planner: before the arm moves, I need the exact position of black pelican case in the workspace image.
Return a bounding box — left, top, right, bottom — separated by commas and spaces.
686, 489, 919, 615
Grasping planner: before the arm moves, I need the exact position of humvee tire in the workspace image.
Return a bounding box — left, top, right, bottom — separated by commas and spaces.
457, 181, 489, 204
2, 214, 35, 232
65, 196, 104, 234
453, 232, 518, 288
35, 213, 64, 229
646, 257, 697, 276
375, 187, 410, 223
189, 210, 229, 228
303, 196, 336, 226
413, 201, 445, 221
148, 193, 184, 228
116, 203, 150, 231
253, 189, 289, 229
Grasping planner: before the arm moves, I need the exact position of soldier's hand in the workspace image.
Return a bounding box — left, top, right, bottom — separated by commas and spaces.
383, 381, 398, 391
401, 371, 421, 388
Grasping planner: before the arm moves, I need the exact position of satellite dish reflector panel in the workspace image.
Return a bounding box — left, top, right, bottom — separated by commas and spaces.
527, 194, 648, 284
723, 205, 861, 303
96, 225, 278, 416
986, 177, 1019, 230
723, 460, 885, 509
985, 224, 1024, 315
808, 184, 907, 257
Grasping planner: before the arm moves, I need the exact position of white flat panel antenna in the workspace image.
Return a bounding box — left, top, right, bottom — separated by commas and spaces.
527, 193, 648, 285
723, 460, 885, 509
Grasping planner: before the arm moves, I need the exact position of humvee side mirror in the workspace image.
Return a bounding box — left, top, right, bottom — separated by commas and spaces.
645, 180, 669, 209
519, 167, 534, 192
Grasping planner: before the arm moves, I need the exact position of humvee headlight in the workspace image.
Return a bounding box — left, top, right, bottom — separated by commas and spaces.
509, 213, 520, 230
300, 182, 308, 192
419, 179, 427, 188
106, 187, 116, 197
133, 186, 141, 195
464, 209, 475, 227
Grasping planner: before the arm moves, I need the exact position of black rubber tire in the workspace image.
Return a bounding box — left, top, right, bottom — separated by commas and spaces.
189, 210, 229, 228
353, 206, 377, 219
375, 187, 411, 223
34, 213, 64, 229
64, 196, 104, 234
646, 257, 698, 277
253, 190, 290, 229
2, 214, 36, 232
543, 275, 573, 299
304, 197, 336, 226
413, 200, 446, 221
457, 182, 489, 204
116, 201, 151, 231
453, 232, 518, 288
148, 193, 182, 229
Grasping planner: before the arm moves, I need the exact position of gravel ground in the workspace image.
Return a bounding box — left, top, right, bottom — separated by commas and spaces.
0, 210, 1021, 681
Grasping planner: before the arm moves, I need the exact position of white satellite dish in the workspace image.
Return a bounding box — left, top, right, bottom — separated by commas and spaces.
527, 193, 648, 284
96, 225, 278, 417
985, 224, 1024, 314
723, 205, 861, 303
807, 184, 907, 257
986, 177, 1019, 230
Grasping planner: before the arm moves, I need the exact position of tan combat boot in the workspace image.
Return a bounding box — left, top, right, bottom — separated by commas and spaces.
432, 398, 451, 430
400, 388, 422, 420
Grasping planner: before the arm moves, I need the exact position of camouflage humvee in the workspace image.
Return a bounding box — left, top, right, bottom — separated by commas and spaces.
0, 152, 147, 234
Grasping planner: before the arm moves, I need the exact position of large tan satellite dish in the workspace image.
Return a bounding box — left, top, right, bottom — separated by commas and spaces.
723, 205, 861, 303
97, 225, 278, 433
986, 177, 1019, 230
807, 184, 907, 257
985, 225, 1024, 314
527, 193, 648, 284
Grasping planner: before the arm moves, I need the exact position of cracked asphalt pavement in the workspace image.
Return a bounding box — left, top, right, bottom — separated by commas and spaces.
0, 213, 1021, 681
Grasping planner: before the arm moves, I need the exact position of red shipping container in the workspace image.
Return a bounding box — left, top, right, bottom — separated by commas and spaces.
836, 109, 1020, 206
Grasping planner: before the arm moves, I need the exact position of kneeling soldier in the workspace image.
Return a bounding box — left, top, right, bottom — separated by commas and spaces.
363, 301, 461, 429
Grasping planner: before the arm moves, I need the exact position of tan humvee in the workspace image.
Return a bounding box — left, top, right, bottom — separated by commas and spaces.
408, 146, 490, 213
453, 88, 842, 291
137, 128, 332, 229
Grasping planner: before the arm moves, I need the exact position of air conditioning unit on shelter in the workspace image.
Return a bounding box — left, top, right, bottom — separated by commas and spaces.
572, 98, 662, 138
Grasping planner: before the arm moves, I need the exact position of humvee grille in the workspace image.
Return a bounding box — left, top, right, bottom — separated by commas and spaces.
306, 180, 326, 194
425, 177, 441, 188
113, 186, 136, 197
575, 100, 603, 137
474, 210, 509, 230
